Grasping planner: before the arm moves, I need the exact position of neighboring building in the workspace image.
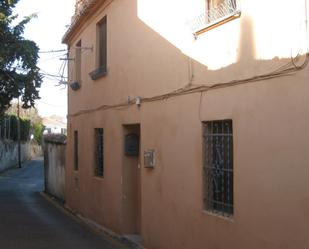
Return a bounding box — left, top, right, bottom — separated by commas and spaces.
63, 0, 309, 248
43, 115, 67, 135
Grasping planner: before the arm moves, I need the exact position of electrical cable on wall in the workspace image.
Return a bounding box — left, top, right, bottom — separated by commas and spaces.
67, 0, 309, 119
68, 53, 309, 118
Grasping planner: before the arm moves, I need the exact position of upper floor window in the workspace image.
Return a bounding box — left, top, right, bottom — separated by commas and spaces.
75, 40, 82, 83
90, 16, 107, 80
189, 0, 240, 36
98, 16, 107, 70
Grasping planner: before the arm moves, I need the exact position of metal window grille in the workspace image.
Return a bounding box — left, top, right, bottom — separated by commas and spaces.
188, 0, 240, 34
203, 120, 233, 216
74, 130, 79, 171
94, 128, 104, 177
0, 117, 11, 140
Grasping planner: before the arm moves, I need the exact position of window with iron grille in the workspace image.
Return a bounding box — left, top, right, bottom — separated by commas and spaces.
94, 128, 104, 177
203, 120, 233, 216
74, 130, 79, 171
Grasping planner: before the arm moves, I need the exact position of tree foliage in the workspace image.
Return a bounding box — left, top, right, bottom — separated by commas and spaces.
31, 122, 44, 144
0, 114, 30, 141
7, 101, 42, 123
0, 0, 42, 116
6, 102, 44, 143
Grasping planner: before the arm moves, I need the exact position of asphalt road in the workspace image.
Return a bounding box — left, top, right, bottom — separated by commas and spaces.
0, 158, 125, 249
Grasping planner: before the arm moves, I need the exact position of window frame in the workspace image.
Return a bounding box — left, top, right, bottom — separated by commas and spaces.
75, 39, 82, 83
97, 16, 107, 69
74, 130, 79, 171
89, 16, 107, 80
202, 119, 234, 217
94, 128, 104, 178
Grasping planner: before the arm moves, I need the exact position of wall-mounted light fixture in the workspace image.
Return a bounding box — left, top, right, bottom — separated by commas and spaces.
70, 81, 81, 91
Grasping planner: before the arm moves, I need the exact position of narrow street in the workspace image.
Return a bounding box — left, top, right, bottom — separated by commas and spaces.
0, 159, 125, 249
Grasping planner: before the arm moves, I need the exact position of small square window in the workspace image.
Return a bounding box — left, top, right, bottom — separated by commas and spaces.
203, 120, 233, 216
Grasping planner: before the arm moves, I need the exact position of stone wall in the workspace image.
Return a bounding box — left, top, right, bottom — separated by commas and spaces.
43, 134, 66, 201
0, 140, 42, 172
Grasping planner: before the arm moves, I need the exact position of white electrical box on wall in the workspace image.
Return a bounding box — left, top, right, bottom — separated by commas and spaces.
144, 149, 155, 168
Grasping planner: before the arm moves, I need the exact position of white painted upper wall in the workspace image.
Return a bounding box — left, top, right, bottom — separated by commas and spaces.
137, 0, 309, 70
65, 0, 309, 115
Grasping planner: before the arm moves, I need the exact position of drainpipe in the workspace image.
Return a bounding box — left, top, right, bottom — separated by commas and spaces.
305, 0, 309, 53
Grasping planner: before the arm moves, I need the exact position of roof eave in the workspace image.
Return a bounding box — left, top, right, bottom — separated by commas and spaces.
62, 0, 101, 44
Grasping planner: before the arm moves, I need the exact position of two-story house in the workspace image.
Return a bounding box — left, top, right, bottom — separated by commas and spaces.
63, 0, 309, 248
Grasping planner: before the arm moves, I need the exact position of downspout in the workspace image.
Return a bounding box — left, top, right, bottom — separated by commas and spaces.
305, 0, 309, 53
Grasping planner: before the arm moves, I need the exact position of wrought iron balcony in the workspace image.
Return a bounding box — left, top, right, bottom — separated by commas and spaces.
188, 0, 241, 36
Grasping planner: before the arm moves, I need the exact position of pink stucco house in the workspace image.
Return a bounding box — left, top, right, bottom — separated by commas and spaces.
63, 0, 309, 248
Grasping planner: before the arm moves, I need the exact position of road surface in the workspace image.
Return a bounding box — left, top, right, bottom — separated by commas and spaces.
0, 158, 126, 249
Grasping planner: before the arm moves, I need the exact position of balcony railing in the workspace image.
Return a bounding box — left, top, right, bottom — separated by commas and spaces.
188, 0, 241, 35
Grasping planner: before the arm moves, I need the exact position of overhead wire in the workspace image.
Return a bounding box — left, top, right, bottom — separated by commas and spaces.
39, 53, 68, 63
37, 47, 69, 85
39, 49, 67, 54
68, 52, 309, 118
40, 72, 67, 79
38, 100, 66, 108
39, 68, 67, 83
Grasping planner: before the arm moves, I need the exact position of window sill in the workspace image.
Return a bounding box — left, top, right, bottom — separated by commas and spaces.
93, 175, 104, 181
202, 210, 234, 222
194, 11, 241, 36
89, 66, 107, 80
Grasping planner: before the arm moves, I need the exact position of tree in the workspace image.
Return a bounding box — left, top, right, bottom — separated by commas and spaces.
31, 122, 44, 144
6, 101, 44, 144
7, 101, 42, 123
0, 0, 42, 116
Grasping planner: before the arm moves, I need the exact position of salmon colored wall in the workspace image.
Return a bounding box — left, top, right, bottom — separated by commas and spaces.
122, 124, 141, 234
65, 0, 309, 248
140, 71, 309, 249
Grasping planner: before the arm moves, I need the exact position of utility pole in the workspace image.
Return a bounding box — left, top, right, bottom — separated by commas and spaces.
17, 96, 21, 168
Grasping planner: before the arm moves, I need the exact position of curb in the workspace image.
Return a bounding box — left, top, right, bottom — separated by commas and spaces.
40, 192, 143, 249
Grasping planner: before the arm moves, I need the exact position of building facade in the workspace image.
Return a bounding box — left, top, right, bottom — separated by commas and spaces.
42, 116, 67, 135
63, 0, 309, 248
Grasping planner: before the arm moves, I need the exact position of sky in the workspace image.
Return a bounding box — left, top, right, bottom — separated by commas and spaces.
14, 0, 76, 118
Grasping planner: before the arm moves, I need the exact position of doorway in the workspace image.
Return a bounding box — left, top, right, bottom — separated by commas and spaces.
122, 124, 141, 236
